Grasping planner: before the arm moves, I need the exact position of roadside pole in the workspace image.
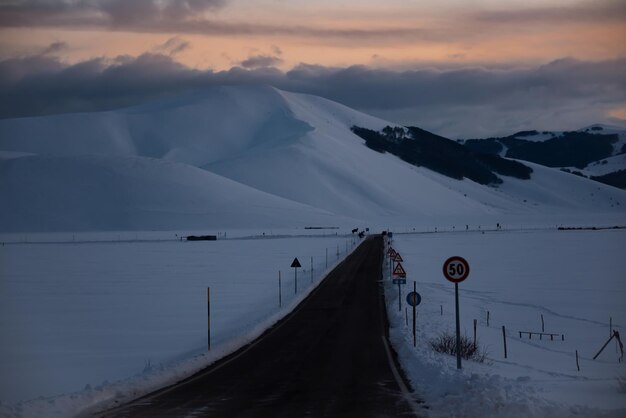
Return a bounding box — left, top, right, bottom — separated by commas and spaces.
406, 283, 421, 348
291, 258, 301, 294
207, 287, 211, 351
392, 260, 406, 312
413, 281, 417, 347
454, 283, 461, 368
443, 256, 470, 370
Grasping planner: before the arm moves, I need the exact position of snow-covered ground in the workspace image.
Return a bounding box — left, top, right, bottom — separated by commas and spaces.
385, 228, 626, 418
3, 228, 624, 418
0, 232, 359, 417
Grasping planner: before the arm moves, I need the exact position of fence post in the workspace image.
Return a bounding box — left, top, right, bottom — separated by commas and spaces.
502, 325, 507, 359
487, 311, 490, 326
473, 319, 477, 349
541, 314, 545, 332
576, 350, 580, 371
207, 287, 211, 351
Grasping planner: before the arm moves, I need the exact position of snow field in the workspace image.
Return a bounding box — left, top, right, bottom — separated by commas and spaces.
0, 233, 361, 417
384, 229, 626, 417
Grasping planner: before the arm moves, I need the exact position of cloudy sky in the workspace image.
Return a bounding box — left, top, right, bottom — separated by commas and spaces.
1, 0, 625, 137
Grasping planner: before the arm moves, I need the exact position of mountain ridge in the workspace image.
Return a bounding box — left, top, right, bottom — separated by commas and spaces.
1, 85, 625, 232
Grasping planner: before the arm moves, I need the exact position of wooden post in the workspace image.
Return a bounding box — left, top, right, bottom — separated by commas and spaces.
207, 287, 211, 351
473, 319, 477, 349
576, 350, 580, 371
278, 271, 282, 308
541, 314, 545, 332
440, 304, 443, 316
487, 311, 490, 326
593, 332, 615, 360
502, 325, 508, 359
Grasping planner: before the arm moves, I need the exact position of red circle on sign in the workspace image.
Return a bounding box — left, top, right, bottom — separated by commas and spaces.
443, 256, 470, 283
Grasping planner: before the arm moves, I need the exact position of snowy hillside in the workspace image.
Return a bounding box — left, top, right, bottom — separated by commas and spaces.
459, 124, 626, 189
1, 85, 625, 232
0, 153, 345, 232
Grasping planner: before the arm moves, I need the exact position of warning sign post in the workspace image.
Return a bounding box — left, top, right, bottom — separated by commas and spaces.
393, 261, 407, 311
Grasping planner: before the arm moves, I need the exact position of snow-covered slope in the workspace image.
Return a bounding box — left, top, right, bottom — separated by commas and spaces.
459, 124, 626, 188
0, 154, 346, 232
0, 85, 625, 232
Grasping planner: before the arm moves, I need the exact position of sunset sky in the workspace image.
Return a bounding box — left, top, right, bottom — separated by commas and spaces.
1, 0, 625, 137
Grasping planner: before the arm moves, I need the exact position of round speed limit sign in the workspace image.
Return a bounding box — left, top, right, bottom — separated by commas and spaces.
443, 256, 470, 283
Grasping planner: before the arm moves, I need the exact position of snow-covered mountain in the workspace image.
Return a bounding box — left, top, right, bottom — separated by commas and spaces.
1, 85, 625, 232
459, 124, 626, 189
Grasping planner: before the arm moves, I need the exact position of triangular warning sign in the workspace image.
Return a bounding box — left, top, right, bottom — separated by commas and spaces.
291, 257, 302, 268
389, 249, 397, 258
394, 253, 403, 262
393, 262, 406, 277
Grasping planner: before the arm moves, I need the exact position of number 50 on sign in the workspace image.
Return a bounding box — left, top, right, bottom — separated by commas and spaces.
443, 256, 470, 283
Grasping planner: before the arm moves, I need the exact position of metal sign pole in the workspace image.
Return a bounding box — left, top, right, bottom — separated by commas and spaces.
455, 282, 461, 369
443, 256, 469, 370
413, 281, 416, 347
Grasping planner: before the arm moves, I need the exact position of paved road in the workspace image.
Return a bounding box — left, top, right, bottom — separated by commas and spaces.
100, 236, 421, 417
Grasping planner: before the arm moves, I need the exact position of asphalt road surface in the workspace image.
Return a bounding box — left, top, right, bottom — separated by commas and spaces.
100, 235, 422, 417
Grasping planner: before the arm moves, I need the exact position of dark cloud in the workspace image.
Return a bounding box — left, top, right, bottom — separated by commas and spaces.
41, 41, 69, 56
240, 54, 283, 69
474, 0, 626, 24
1, 50, 624, 138
152, 37, 191, 56
0, 1, 445, 43
0, 0, 227, 28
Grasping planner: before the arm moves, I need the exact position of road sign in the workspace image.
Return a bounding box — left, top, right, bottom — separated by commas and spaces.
394, 253, 403, 262
291, 258, 302, 268
392, 278, 406, 284
389, 248, 397, 258
442, 256, 470, 370
443, 256, 470, 283
406, 291, 421, 307
393, 263, 406, 277
387, 247, 394, 255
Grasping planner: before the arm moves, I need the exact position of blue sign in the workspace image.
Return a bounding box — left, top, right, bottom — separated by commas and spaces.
392, 278, 406, 285
406, 291, 421, 307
